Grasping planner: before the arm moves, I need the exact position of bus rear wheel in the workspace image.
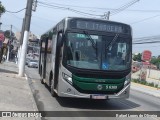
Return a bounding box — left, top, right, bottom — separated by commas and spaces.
50, 80, 57, 97
40, 75, 44, 84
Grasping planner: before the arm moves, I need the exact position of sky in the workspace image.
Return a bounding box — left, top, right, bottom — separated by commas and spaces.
1, 0, 160, 56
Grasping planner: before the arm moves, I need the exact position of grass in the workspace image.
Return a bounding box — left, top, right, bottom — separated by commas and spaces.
132, 79, 160, 89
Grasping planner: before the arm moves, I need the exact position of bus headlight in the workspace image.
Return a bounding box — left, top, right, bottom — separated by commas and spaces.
62, 73, 72, 85
124, 73, 131, 87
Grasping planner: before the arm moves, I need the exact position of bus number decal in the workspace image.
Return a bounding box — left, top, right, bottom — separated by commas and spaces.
106, 85, 117, 90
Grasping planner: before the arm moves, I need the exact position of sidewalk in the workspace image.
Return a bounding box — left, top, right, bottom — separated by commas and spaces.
131, 82, 160, 98
131, 69, 160, 98
0, 62, 40, 120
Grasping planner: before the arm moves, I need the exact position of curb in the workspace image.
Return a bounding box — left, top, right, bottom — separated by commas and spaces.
131, 82, 160, 98
24, 74, 42, 120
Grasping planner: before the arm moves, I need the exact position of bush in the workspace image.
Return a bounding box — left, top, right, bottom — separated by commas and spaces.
140, 80, 147, 85
155, 84, 158, 88
148, 82, 154, 87
132, 79, 158, 88
132, 79, 138, 83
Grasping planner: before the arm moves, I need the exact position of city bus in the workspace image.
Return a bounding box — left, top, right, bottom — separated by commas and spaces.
39, 17, 132, 99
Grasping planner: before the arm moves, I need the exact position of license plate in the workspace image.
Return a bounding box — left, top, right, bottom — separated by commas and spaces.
91, 95, 106, 99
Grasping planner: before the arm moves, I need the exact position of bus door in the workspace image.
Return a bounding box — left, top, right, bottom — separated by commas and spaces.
40, 38, 48, 80
45, 38, 52, 85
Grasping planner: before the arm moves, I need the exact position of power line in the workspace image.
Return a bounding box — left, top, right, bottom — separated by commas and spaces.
133, 35, 160, 42
38, 0, 109, 10
1, 24, 10, 27
134, 45, 160, 48
32, 15, 57, 22
38, 1, 103, 17
133, 41, 160, 44
6, 12, 23, 20
134, 35, 160, 39
110, 0, 140, 16
39, 0, 160, 13
6, 8, 26, 13
2, 23, 20, 31
38, 4, 97, 18
38, 2, 102, 17
12, 25, 20, 31
130, 14, 160, 24
132, 34, 160, 45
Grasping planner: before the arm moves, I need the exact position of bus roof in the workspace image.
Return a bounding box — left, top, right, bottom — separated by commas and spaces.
41, 17, 131, 36
66, 17, 131, 27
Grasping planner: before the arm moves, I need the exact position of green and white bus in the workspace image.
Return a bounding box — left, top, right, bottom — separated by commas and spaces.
39, 17, 132, 99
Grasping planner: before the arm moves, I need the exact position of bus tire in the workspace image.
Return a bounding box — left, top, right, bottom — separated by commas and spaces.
40, 76, 44, 84
50, 80, 57, 97
41, 79, 44, 84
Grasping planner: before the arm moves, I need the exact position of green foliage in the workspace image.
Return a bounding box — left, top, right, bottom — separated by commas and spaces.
4, 30, 15, 38
41, 34, 48, 40
140, 80, 147, 85
132, 79, 159, 88
132, 79, 138, 83
0, 1, 5, 14
155, 84, 158, 88
150, 57, 160, 69
133, 53, 142, 62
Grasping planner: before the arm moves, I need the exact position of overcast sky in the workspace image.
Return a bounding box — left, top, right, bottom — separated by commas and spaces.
1, 0, 160, 56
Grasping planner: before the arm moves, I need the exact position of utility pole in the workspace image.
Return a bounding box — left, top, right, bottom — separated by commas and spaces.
32, 0, 37, 12
7, 25, 12, 61
18, 18, 25, 66
104, 11, 110, 20
107, 11, 110, 20
20, 18, 26, 46
18, 0, 34, 77
0, 22, 2, 30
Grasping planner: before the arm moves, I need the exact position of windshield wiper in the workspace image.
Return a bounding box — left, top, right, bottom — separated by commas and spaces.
106, 34, 119, 50
83, 31, 97, 49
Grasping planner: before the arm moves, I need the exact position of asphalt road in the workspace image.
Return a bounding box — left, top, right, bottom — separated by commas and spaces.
26, 67, 160, 120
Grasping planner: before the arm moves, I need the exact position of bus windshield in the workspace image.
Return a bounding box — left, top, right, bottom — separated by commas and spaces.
65, 32, 131, 71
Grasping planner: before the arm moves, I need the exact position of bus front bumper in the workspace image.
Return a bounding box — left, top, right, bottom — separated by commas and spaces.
58, 79, 130, 99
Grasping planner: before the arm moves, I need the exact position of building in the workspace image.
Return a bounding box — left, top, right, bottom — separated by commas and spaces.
15, 31, 38, 42
15, 31, 40, 58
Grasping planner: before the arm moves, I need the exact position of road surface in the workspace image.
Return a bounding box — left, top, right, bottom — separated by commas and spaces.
26, 67, 160, 120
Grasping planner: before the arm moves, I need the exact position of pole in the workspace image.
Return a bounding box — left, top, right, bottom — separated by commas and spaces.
0, 22, 2, 30
18, 0, 33, 77
18, 18, 25, 66
7, 25, 12, 61
20, 18, 26, 46
107, 11, 110, 20
104, 11, 110, 20
148, 63, 151, 78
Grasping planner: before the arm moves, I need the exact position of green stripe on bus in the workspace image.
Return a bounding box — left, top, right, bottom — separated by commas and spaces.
72, 74, 125, 84
73, 80, 124, 91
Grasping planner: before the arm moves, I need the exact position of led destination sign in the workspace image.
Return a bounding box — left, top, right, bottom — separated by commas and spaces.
70, 19, 130, 34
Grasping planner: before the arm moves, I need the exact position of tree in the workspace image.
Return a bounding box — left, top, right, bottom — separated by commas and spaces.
4, 30, 14, 38
0, 1, 5, 63
0, 1, 5, 15
133, 53, 142, 62
151, 57, 160, 69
